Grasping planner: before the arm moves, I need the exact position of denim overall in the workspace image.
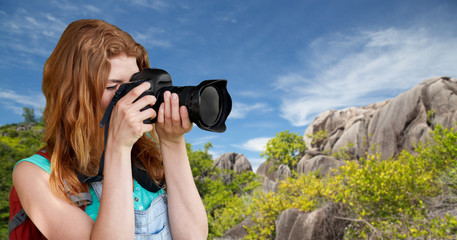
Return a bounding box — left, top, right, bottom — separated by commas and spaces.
90, 182, 172, 239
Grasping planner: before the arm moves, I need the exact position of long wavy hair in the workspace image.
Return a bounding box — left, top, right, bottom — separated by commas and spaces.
42, 19, 163, 204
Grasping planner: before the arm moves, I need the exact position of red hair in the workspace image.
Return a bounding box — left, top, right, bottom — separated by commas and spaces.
42, 19, 163, 203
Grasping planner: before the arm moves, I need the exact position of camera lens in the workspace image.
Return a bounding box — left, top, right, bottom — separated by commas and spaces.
128, 68, 231, 132
199, 86, 220, 126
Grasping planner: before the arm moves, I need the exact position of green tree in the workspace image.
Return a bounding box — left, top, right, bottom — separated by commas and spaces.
22, 107, 36, 123
261, 130, 307, 174
186, 141, 261, 238
187, 142, 219, 197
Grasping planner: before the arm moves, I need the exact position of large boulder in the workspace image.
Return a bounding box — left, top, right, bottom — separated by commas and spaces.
256, 160, 291, 182
214, 152, 252, 173
275, 204, 346, 240
304, 77, 457, 159
304, 106, 379, 154
256, 160, 291, 192
367, 77, 457, 158
297, 155, 345, 177
219, 218, 254, 240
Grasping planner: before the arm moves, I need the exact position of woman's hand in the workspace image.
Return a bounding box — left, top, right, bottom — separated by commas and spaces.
155, 91, 193, 145
156, 91, 208, 239
107, 82, 157, 150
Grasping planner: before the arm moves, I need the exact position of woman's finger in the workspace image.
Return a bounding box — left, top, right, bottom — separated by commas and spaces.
117, 82, 151, 106
171, 93, 181, 125
157, 102, 165, 125
130, 95, 157, 112
163, 91, 172, 123
133, 107, 157, 123
180, 106, 192, 130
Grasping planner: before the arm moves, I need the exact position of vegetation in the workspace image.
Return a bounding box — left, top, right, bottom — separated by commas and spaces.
0, 109, 45, 237
244, 126, 457, 239
186, 142, 261, 238
21, 107, 37, 124
261, 130, 306, 176
0, 110, 260, 239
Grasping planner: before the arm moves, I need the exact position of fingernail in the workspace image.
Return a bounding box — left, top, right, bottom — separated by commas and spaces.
172, 93, 178, 100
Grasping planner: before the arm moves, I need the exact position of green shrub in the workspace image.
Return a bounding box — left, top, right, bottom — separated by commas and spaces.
244, 124, 457, 240
261, 130, 306, 176
325, 125, 457, 239
186, 142, 261, 239
246, 173, 326, 239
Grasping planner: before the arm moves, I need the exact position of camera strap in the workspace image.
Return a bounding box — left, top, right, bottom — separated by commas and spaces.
78, 84, 161, 193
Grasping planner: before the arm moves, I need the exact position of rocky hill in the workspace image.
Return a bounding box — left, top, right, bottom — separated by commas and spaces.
220, 76, 457, 239
304, 76, 457, 160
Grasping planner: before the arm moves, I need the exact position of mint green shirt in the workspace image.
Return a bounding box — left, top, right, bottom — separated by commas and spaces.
15, 154, 164, 221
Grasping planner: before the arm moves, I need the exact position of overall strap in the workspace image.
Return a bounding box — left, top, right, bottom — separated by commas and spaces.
89, 181, 103, 201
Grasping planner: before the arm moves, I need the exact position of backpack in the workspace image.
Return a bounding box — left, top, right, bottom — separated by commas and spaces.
8, 148, 92, 240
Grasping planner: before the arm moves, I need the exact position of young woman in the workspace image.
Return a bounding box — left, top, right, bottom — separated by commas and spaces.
12, 19, 208, 239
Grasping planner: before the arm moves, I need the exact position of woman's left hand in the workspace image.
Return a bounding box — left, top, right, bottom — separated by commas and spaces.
156, 90, 208, 239
155, 91, 193, 145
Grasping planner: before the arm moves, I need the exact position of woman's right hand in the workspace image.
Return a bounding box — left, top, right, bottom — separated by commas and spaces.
107, 82, 157, 150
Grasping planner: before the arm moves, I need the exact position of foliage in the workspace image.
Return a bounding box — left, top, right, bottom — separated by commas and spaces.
245, 173, 326, 239
245, 125, 457, 239
260, 130, 306, 175
306, 129, 328, 146
0, 115, 261, 239
186, 142, 261, 239
187, 142, 219, 196
0, 122, 45, 238
332, 142, 356, 160
2, 113, 457, 240
427, 109, 436, 127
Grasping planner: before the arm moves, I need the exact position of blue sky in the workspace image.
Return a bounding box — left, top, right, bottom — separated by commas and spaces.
1, 0, 456, 171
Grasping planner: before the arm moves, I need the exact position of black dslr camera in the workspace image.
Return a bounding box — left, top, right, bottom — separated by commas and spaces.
83, 68, 232, 187
101, 68, 232, 133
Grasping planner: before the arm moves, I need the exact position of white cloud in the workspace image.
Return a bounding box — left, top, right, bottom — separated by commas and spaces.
130, 0, 169, 10
0, 10, 68, 69
229, 101, 272, 119
233, 137, 271, 152
83, 5, 101, 14
189, 135, 217, 146
0, 90, 46, 116
131, 28, 172, 48
277, 27, 457, 126
235, 90, 265, 98
1, 10, 66, 40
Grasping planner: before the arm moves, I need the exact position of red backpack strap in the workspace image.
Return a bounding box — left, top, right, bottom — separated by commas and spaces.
35, 147, 49, 159
9, 148, 90, 239
8, 148, 49, 239
9, 186, 46, 239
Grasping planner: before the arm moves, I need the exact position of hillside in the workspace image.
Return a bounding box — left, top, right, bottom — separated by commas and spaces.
0, 121, 45, 237
221, 76, 457, 239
